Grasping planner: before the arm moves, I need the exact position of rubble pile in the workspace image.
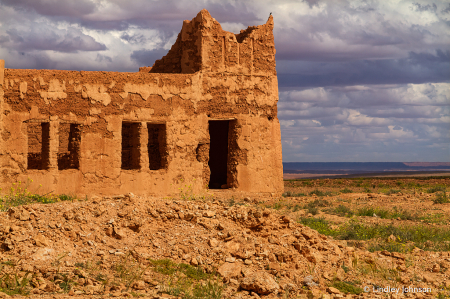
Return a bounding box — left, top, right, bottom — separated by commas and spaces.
0, 194, 449, 298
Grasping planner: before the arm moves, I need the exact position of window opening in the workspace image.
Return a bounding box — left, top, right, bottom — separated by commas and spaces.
147, 123, 167, 170
27, 122, 50, 170
121, 122, 141, 170
58, 123, 81, 170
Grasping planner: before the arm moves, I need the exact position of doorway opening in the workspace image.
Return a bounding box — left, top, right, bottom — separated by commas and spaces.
208, 120, 230, 189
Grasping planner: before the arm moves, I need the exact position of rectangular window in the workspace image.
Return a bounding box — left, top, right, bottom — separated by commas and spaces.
27, 122, 50, 170
121, 122, 141, 170
58, 123, 81, 170
147, 123, 167, 170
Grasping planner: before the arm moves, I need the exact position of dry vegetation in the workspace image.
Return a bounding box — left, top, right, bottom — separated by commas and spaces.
0, 176, 449, 299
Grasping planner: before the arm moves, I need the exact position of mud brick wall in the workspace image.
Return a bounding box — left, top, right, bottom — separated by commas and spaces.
0, 10, 283, 197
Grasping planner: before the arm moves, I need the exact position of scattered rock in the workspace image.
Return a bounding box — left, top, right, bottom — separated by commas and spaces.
217, 262, 242, 280
190, 257, 198, 266
422, 274, 435, 283
131, 280, 146, 290
327, 287, 340, 294
34, 234, 50, 247
432, 264, 440, 273
113, 226, 126, 239
240, 271, 280, 295
208, 238, 219, 247
388, 234, 396, 242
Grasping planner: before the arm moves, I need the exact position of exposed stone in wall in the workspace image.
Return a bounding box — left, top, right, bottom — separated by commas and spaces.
0, 11, 283, 197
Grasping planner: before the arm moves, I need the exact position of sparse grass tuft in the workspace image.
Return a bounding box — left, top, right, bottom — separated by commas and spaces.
302, 199, 331, 215
227, 197, 244, 207
309, 189, 332, 197
356, 206, 417, 220
151, 259, 224, 299
114, 253, 149, 290
298, 217, 450, 252
0, 260, 34, 296
149, 259, 209, 281
340, 188, 353, 194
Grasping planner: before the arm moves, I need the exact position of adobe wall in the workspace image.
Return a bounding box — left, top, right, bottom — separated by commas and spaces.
0, 10, 283, 197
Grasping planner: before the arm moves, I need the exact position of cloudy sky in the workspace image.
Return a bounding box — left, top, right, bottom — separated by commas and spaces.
0, 0, 449, 162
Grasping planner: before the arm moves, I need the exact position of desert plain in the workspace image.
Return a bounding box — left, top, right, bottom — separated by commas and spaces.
0, 176, 449, 299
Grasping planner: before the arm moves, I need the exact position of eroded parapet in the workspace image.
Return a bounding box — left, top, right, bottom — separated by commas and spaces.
150, 10, 276, 75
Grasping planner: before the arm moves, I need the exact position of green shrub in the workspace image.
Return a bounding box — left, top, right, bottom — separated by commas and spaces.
282, 191, 306, 197
307, 206, 319, 215
384, 189, 401, 195
330, 281, 363, 295
427, 186, 446, 193
333, 205, 354, 217
433, 192, 449, 204
298, 217, 338, 236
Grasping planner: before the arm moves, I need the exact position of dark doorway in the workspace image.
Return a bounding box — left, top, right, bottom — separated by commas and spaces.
208, 120, 229, 189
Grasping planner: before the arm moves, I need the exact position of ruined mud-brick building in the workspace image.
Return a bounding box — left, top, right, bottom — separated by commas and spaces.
0, 10, 283, 196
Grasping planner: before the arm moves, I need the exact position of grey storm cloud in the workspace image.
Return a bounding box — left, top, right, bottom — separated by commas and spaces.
0, 0, 96, 17
121, 32, 147, 45
1, 27, 107, 53
130, 49, 170, 66
277, 49, 450, 88
412, 2, 437, 12
0, 0, 448, 162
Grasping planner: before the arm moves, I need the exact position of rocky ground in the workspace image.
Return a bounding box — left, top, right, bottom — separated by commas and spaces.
0, 177, 449, 299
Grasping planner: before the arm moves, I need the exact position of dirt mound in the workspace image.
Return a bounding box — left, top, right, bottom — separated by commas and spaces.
0, 194, 449, 298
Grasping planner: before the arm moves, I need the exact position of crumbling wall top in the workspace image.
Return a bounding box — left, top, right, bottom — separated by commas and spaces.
149, 9, 276, 75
